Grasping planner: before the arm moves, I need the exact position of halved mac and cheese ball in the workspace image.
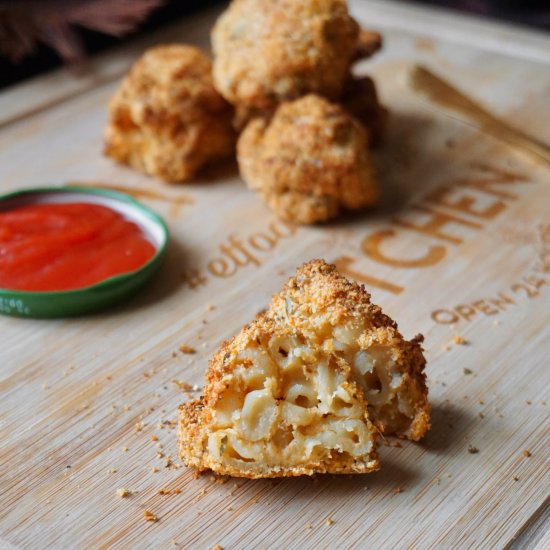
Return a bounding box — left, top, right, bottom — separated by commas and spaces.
178, 316, 379, 478
179, 260, 430, 478
104, 44, 236, 183
211, 0, 360, 111
237, 95, 379, 224
269, 260, 430, 440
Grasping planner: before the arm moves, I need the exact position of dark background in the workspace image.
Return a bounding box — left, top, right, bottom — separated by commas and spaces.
0, 0, 548, 90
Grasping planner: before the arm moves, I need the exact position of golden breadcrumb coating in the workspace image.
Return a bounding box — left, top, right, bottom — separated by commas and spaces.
237, 95, 378, 224
104, 44, 236, 183
342, 76, 388, 146
211, 0, 359, 110
178, 260, 430, 478
268, 260, 431, 441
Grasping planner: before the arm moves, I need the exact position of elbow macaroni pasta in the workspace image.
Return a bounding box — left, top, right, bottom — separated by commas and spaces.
206, 334, 375, 471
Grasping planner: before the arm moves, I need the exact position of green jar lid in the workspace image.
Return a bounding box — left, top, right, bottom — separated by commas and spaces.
0, 185, 169, 319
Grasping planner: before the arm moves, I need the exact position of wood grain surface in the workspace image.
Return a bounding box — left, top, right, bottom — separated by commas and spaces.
1, 1, 549, 549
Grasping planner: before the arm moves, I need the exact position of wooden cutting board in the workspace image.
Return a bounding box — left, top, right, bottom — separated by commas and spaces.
1, 1, 549, 548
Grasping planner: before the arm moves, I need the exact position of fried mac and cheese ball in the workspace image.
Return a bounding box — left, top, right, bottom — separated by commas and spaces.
104, 44, 236, 183
178, 260, 430, 478
211, 0, 360, 110
227, 27, 385, 132
237, 95, 378, 224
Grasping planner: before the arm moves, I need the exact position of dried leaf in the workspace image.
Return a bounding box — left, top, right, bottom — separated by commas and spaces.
0, 0, 164, 62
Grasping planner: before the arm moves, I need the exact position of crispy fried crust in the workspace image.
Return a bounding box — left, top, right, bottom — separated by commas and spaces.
269, 260, 431, 441
211, 0, 359, 110
237, 95, 378, 224
104, 44, 236, 183
178, 260, 430, 478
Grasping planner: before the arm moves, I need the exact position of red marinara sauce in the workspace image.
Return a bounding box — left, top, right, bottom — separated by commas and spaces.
0, 202, 156, 291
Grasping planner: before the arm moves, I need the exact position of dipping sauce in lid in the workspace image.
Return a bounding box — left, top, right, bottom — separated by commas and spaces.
0, 202, 156, 291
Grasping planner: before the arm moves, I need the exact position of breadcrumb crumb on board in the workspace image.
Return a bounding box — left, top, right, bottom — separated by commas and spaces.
172, 380, 194, 391
143, 510, 158, 522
